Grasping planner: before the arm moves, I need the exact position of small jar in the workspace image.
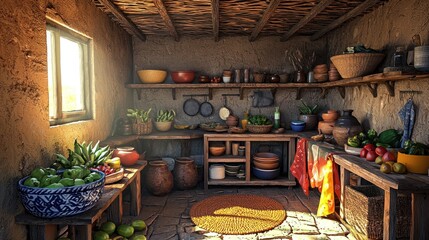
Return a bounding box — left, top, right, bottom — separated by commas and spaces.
209, 164, 225, 179
295, 70, 306, 83
238, 146, 245, 156
393, 46, 406, 67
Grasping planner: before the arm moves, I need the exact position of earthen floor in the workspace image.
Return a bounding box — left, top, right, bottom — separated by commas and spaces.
122, 185, 356, 240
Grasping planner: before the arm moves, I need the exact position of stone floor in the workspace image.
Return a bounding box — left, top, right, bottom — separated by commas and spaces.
122, 185, 357, 240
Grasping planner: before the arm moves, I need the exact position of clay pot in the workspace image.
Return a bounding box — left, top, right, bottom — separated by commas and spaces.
332, 110, 363, 146
173, 157, 198, 190
298, 114, 318, 130
321, 110, 339, 122
318, 121, 335, 135
113, 147, 140, 166
145, 160, 173, 196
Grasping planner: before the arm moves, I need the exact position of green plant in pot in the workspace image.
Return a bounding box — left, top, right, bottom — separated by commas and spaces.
247, 114, 273, 133
155, 109, 176, 132
298, 100, 319, 130
127, 108, 153, 135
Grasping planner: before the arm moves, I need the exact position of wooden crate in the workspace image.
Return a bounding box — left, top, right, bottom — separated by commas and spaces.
345, 185, 411, 239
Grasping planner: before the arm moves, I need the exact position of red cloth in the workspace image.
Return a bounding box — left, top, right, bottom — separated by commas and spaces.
290, 138, 310, 196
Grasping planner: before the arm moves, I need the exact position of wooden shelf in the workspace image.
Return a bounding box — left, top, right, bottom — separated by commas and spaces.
127, 73, 429, 100
208, 156, 247, 163
208, 175, 296, 186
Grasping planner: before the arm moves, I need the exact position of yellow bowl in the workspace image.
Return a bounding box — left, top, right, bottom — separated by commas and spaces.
137, 70, 167, 83
397, 152, 429, 174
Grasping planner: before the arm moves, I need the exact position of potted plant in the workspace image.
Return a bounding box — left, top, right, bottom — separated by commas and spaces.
247, 114, 273, 133
154, 109, 176, 132
298, 100, 319, 130
127, 108, 153, 135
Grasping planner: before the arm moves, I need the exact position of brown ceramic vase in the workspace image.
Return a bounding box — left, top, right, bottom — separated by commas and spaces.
173, 157, 198, 190
298, 114, 318, 130
145, 160, 173, 196
332, 110, 363, 146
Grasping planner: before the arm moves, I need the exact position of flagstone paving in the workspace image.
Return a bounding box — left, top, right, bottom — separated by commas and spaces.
123, 186, 356, 240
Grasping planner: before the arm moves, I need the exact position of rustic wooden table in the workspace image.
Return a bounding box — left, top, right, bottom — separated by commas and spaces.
333, 154, 429, 240
15, 160, 147, 240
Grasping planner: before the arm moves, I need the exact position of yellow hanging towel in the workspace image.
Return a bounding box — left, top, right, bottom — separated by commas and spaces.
317, 157, 335, 216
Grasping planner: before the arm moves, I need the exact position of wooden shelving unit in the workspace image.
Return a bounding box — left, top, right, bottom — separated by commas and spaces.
203, 133, 298, 190
127, 73, 429, 100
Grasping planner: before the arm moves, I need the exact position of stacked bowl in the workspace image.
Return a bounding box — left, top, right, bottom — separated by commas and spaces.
252, 152, 280, 180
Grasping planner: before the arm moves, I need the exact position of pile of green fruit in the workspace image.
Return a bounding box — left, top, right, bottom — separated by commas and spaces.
23, 166, 102, 188
92, 220, 147, 240
403, 140, 429, 155
248, 114, 272, 125
155, 109, 176, 122
53, 139, 113, 169
347, 129, 402, 148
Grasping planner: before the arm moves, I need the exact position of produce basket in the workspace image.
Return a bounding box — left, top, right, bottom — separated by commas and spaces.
18, 170, 105, 218
344, 185, 411, 239
247, 124, 273, 134
330, 53, 385, 78
132, 119, 153, 135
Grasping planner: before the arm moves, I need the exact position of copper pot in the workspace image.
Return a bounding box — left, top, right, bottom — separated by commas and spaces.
318, 121, 335, 135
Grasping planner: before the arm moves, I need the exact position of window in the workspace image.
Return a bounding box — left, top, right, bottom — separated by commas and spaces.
47, 21, 92, 125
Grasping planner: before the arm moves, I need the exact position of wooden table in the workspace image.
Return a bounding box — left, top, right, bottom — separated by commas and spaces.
15, 161, 147, 240
333, 154, 429, 240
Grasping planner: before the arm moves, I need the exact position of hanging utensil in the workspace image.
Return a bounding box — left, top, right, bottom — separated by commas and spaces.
219, 96, 231, 120
199, 96, 214, 117
183, 97, 200, 116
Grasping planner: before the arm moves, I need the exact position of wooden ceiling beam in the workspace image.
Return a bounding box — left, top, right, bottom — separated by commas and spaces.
281, 0, 334, 41
311, 0, 381, 40
96, 0, 146, 41
211, 0, 219, 42
153, 0, 179, 41
249, 0, 281, 42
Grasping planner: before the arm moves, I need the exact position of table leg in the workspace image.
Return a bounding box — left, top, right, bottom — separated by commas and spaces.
108, 193, 123, 224
130, 171, 142, 216
204, 137, 209, 190
410, 192, 429, 240
288, 139, 296, 181
339, 166, 350, 219
74, 225, 92, 240
383, 188, 397, 240
28, 224, 57, 240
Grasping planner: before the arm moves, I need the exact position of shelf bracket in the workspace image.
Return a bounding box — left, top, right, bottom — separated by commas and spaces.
239, 87, 244, 100
367, 83, 378, 98
171, 89, 177, 100
136, 89, 142, 100
337, 86, 345, 99
384, 81, 395, 96
208, 89, 213, 100
320, 88, 329, 99
296, 88, 303, 100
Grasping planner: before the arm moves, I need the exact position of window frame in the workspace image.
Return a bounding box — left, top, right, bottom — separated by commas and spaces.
46, 21, 93, 126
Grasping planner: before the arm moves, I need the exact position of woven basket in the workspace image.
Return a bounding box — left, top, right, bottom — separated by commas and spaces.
330, 53, 385, 78
247, 124, 273, 134
132, 119, 153, 135
345, 185, 411, 239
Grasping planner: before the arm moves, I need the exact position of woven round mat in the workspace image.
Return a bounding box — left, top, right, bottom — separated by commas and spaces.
190, 194, 286, 235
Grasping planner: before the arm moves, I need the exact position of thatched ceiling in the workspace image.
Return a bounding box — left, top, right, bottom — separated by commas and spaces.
92, 0, 387, 42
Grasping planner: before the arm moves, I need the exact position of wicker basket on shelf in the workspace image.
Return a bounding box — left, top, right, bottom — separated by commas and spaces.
330, 53, 385, 79
132, 119, 153, 135
246, 124, 273, 134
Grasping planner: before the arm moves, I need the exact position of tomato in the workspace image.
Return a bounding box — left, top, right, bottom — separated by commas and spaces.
375, 146, 387, 156
360, 148, 368, 158
366, 150, 377, 162
363, 143, 376, 152
382, 151, 396, 162
117, 224, 134, 238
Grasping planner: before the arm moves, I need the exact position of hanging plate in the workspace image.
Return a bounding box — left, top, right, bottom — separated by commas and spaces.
183, 98, 200, 116
199, 97, 214, 117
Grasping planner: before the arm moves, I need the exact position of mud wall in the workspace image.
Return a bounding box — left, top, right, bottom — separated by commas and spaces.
0, 0, 133, 239
325, 0, 429, 143
132, 36, 328, 156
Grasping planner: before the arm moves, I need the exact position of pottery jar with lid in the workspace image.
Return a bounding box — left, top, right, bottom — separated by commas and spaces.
113, 147, 140, 166
173, 157, 198, 190
332, 110, 363, 146
145, 160, 174, 196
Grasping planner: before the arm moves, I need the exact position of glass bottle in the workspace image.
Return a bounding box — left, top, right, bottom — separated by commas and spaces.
274, 107, 280, 129
241, 111, 248, 130
393, 46, 406, 67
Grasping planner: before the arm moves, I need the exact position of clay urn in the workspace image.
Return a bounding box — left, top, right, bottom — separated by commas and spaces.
113, 147, 140, 166
145, 160, 174, 196
173, 157, 198, 190
298, 114, 318, 130
332, 110, 363, 146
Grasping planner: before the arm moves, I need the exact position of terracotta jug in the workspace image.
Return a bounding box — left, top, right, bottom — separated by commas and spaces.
173, 157, 198, 190
145, 160, 173, 196
332, 110, 363, 146
113, 147, 140, 166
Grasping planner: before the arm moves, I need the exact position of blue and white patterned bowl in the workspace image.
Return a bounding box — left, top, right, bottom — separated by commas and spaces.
18, 170, 105, 218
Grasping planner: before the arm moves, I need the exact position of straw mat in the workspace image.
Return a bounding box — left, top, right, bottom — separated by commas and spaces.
190, 194, 286, 235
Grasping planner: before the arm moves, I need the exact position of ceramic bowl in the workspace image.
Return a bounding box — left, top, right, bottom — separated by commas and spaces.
154, 121, 173, 132
209, 146, 226, 156
224, 164, 241, 172
321, 111, 339, 122
291, 123, 305, 132
291, 120, 305, 126
252, 167, 280, 180
253, 152, 279, 160
137, 70, 167, 84
253, 158, 279, 164
253, 161, 279, 170
171, 71, 195, 83
18, 170, 105, 218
